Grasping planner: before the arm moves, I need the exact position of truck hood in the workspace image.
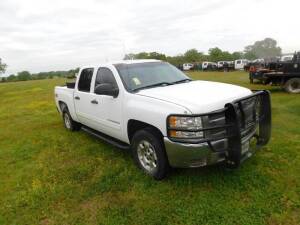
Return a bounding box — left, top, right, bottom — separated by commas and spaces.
136, 80, 252, 114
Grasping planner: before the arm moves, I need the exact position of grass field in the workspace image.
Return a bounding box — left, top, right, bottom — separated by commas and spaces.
0, 71, 299, 225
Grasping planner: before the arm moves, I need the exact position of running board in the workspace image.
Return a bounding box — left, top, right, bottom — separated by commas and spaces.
81, 126, 130, 150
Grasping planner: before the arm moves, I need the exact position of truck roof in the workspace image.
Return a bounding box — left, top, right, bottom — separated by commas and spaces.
81, 59, 161, 69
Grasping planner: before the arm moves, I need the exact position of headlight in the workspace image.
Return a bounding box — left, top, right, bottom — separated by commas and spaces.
168, 116, 204, 139
168, 116, 203, 130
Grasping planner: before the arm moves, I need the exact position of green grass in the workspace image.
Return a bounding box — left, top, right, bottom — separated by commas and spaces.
0, 71, 299, 225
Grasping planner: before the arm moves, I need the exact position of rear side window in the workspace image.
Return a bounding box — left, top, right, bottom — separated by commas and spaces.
95, 68, 118, 89
78, 68, 93, 92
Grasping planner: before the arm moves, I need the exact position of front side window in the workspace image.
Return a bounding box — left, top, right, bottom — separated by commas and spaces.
95, 68, 118, 90
78, 68, 93, 92
114, 62, 190, 92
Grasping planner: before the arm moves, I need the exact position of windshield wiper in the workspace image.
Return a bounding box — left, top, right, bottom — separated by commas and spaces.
171, 79, 192, 84
132, 82, 172, 92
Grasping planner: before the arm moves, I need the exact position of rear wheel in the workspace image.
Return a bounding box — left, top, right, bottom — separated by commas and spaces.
61, 105, 81, 131
131, 128, 169, 180
284, 78, 300, 93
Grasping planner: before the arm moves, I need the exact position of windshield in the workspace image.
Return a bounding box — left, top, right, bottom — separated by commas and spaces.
114, 62, 190, 92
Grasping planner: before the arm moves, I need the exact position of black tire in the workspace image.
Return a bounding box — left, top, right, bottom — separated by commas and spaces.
61, 106, 81, 131
284, 78, 300, 94
131, 127, 169, 180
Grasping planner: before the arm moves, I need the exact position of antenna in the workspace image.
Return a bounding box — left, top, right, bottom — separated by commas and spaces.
122, 41, 130, 60
122, 42, 126, 58
122, 41, 133, 60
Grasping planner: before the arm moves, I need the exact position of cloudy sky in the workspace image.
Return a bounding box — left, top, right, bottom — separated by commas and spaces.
0, 0, 299, 75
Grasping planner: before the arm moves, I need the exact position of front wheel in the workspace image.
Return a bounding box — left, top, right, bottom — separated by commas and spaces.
131, 128, 169, 180
284, 78, 300, 93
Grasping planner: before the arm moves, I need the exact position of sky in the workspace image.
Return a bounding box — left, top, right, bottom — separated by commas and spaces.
0, 0, 299, 76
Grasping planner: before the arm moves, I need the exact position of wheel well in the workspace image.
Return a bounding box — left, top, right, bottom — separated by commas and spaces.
58, 101, 68, 112
127, 120, 163, 143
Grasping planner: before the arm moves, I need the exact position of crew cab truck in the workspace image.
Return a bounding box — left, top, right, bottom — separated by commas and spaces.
55, 60, 271, 180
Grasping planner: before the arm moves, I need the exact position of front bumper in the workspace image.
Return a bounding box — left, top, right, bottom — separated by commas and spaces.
164, 138, 226, 168
164, 90, 271, 168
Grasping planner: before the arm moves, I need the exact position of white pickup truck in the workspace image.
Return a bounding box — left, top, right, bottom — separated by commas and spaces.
55, 60, 271, 179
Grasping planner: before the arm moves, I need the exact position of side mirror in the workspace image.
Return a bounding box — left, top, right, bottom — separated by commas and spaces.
95, 83, 119, 98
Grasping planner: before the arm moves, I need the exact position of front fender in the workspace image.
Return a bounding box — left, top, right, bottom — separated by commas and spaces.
123, 93, 191, 142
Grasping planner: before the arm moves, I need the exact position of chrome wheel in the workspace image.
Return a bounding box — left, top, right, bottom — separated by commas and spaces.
137, 140, 158, 173
64, 113, 71, 129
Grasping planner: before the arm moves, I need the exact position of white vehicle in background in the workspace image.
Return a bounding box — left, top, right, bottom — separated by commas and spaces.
234, 59, 249, 70
217, 61, 226, 69
252, 59, 265, 64
54, 60, 271, 180
280, 55, 293, 62
202, 61, 217, 71
183, 63, 194, 71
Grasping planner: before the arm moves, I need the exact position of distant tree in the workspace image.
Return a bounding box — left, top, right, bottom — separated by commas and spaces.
128, 52, 167, 60
232, 51, 244, 60
166, 55, 186, 66
0, 58, 7, 74
221, 51, 234, 61
7, 74, 16, 81
17, 71, 31, 81
148, 52, 167, 60
134, 52, 149, 59
1, 77, 6, 82
208, 47, 224, 62
244, 38, 282, 59
184, 49, 204, 62
244, 51, 257, 60
123, 53, 136, 60
66, 68, 80, 78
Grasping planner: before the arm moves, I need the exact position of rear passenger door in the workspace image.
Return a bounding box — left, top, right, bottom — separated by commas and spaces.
74, 68, 96, 128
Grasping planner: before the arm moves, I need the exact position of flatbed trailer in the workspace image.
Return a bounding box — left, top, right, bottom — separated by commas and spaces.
263, 72, 300, 93
249, 52, 300, 93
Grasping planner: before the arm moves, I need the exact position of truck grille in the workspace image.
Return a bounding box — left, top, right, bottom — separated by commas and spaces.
203, 112, 228, 152
235, 96, 258, 137
167, 90, 271, 167
203, 95, 260, 152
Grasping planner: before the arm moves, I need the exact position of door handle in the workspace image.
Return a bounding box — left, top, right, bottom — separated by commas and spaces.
91, 99, 98, 104
75, 96, 80, 100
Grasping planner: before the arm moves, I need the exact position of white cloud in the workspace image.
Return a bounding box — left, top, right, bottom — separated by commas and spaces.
0, 0, 299, 75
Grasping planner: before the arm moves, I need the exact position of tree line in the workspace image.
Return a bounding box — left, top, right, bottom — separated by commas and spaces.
0, 38, 282, 83
0, 69, 79, 83
124, 38, 282, 66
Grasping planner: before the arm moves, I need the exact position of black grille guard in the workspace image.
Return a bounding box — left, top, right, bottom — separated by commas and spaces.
167, 90, 272, 167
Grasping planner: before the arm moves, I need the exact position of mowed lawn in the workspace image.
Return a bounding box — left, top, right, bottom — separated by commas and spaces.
0, 71, 299, 225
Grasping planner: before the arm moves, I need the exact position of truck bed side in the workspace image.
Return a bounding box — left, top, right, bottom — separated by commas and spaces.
54, 86, 79, 122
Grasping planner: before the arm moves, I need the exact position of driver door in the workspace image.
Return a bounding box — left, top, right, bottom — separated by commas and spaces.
89, 67, 123, 140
